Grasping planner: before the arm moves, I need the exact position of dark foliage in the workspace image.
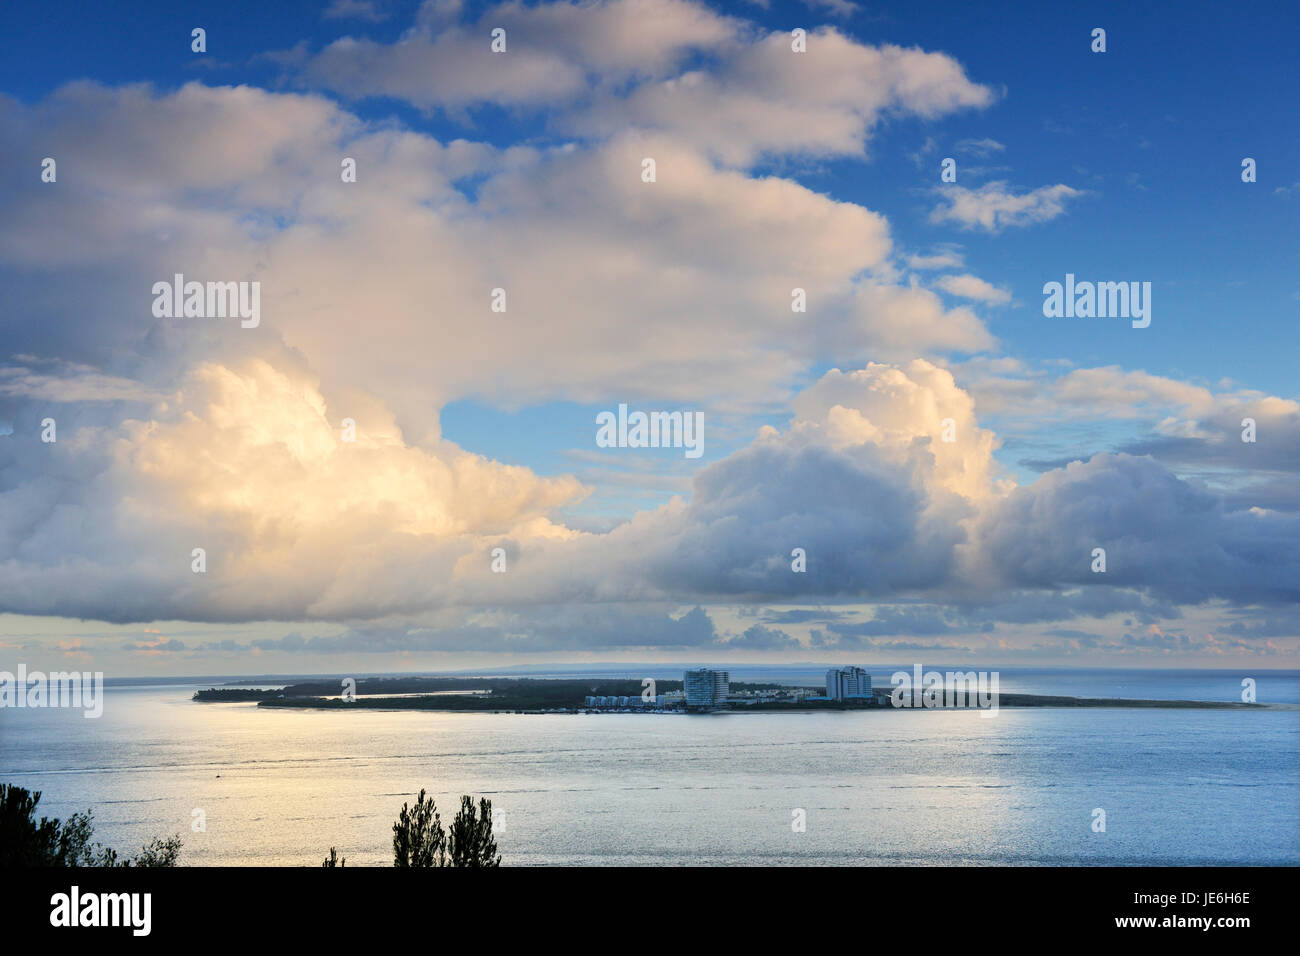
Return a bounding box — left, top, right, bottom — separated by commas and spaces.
392, 788, 446, 867
390, 789, 500, 867
446, 796, 501, 868
0, 784, 181, 867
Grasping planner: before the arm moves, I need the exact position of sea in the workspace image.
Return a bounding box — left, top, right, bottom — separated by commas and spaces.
1, 667, 1296, 866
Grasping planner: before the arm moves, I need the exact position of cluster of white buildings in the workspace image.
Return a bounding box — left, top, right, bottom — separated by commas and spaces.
581, 666, 875, 713
583, 692, 683, 709
683, 666, 876, 709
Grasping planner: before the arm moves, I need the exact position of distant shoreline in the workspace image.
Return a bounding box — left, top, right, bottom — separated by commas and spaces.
250, 693, 1261, 712
191, 679, 1266, 713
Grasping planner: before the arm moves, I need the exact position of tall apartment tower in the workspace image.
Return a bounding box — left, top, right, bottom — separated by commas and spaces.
826, 666, 872, 700
684, 668, 730, 709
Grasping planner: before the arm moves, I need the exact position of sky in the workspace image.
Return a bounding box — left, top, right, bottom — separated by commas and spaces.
0, 0, 1297, 676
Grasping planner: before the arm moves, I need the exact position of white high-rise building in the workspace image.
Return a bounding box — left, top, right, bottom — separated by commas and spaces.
826, 666, 872, 700
684, 668, 730, 708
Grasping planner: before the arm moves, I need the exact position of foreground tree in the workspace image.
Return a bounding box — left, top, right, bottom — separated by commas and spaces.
390, 789, 500, 867
114, 835, 183, 867
0, 784, 181, 867
447, 796, 501, 868
392, 788, 446, 867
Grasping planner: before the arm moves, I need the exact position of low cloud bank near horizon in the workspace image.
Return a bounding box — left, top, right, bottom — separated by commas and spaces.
2, 357, 1295, 665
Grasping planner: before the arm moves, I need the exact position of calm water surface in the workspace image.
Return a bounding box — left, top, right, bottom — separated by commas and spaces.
2, 670, 1296, 866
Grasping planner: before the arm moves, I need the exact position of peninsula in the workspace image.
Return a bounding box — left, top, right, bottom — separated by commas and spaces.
191, 674, 1262, 713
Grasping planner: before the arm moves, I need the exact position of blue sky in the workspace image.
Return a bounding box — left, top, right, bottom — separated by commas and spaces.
0, 0, 1296, 673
